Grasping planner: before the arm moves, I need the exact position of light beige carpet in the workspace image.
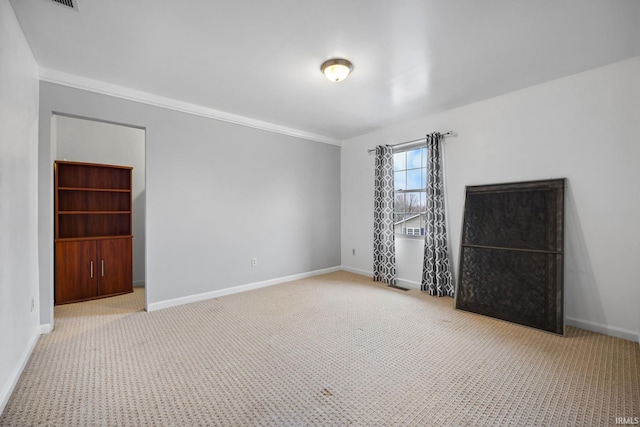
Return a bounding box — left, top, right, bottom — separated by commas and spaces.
1, 271, 638, 426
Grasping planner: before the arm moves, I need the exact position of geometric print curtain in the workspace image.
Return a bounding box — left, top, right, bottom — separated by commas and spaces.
421, 133, 455, 297
373, 145, 397, 285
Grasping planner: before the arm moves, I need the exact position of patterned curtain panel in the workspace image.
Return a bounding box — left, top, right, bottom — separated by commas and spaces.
373, 145, 396, 285
421, 133, 454, 297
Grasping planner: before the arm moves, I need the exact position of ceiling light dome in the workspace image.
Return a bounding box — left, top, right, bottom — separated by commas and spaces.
321, 58, 353, 82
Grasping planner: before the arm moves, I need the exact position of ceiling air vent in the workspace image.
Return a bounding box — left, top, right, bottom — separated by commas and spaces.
49, 0, 78, 11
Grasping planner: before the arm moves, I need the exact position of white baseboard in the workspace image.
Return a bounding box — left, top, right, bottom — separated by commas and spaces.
133, 280, 145, 288
339, 266, 421, 290
0, 327, 40, 415
39, 323, 53, 334
339, 266, 372, 277
397, 278, 421, 290
566, 316, 638, 342
147, 266, 342, 312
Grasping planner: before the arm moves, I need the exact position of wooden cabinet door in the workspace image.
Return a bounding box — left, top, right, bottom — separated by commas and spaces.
97, 238, 132, 296
55, 240, 97, 304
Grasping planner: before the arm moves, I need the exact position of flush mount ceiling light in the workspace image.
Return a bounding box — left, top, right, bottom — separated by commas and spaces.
320, 58, 353, 82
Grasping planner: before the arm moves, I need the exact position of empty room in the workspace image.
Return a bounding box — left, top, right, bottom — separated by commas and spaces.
1, 0, 639, 425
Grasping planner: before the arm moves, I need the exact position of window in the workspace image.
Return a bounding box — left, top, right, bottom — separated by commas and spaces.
405, 227, 424, 236
394, 147, 427, 237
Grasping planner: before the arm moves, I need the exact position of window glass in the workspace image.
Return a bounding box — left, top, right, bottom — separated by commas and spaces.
393, 147, 428, 237
407, 169, 422, 190
407, 148, 422, 169
393, 152, 406, 171
394, 171, 406, 191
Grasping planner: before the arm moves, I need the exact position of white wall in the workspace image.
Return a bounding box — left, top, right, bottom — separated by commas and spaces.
38, 82, 342, 324
0, 0, 41, 413
54, 115, 146, 286
341, 57, 640, 342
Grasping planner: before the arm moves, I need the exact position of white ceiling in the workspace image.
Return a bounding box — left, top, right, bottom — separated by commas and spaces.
10, 0, 640, 142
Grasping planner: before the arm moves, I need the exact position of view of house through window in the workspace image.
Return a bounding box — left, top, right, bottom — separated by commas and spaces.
394, 147, 427, 237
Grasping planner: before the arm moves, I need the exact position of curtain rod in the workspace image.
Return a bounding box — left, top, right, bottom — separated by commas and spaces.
367, 131, 453, 154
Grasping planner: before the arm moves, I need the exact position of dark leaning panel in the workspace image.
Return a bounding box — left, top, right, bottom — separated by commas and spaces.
455, 179, 565, 335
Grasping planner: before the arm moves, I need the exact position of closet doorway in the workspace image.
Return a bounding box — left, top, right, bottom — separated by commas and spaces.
52, 114, 146, 312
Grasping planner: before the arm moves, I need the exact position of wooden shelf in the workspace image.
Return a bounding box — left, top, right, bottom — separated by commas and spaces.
58, 186, 131, 213
55, 235, 133, 243
57, 212, 131, 239
56, 161, 131, 190
54, 161, 133, 305
58, 187, 131, 193
58, 211, 131, 214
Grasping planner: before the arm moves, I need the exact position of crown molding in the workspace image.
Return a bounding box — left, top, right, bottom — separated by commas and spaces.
38, 67, 341, 146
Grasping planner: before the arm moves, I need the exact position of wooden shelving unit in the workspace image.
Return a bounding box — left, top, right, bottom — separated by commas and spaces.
54, 161, 133, 304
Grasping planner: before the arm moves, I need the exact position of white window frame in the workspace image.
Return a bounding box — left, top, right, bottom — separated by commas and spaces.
393, 146, 427, 239
406, 228, 422, 236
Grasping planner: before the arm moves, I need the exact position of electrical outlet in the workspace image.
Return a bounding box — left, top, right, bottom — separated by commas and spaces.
251, 257, 257, 267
